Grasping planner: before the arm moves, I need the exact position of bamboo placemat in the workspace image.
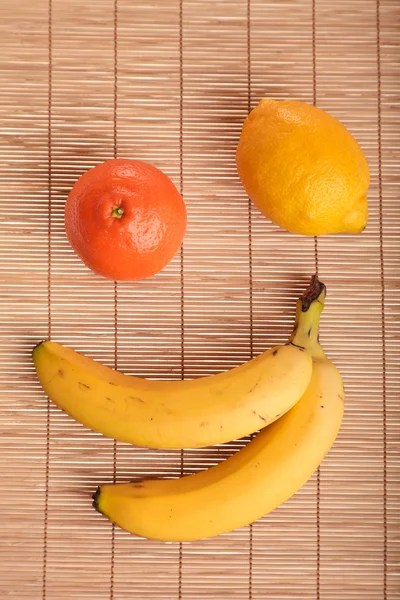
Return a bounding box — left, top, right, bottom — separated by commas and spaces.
0, 0, 399, 598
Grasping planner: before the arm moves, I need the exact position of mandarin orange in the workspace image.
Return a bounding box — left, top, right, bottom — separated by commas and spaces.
65, 159, 186, 280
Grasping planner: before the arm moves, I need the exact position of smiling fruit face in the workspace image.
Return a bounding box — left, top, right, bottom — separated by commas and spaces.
65, 158, 187, 281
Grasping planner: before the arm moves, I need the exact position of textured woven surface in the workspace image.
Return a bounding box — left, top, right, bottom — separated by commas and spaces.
0, 0, 399, 598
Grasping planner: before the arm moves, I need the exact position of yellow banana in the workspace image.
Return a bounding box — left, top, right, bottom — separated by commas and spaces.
93, 278, 344, 541
33, 293, 313, 450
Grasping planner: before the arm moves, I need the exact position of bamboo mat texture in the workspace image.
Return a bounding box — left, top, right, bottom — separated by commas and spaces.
0, 0, 399, 598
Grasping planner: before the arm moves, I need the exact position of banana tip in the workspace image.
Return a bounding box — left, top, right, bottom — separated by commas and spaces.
32, 340, 47, 356
92, 486, 102, 513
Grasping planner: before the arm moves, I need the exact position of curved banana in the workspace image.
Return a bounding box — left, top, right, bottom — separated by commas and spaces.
93, 278, 344, 541
33, 292, 314, 450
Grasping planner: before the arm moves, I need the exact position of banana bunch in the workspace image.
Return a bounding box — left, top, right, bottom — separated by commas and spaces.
34, 276, 344, 542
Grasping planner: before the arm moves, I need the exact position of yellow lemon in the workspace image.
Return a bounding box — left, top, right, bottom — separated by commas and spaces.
236, 99, 369, 236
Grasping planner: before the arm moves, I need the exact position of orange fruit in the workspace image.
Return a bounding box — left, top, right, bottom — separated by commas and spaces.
236, 99, 370, 236
65, 159, 187, 280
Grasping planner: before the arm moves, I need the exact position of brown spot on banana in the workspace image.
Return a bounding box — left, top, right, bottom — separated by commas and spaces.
288, 341, 305, 351
252, 410, 267, 423
78, 382, 90, 390
249, 376, 263, 393
129, 396, 145, 403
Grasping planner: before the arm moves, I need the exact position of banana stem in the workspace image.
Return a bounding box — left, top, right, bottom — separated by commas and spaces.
289, 275, 326, 359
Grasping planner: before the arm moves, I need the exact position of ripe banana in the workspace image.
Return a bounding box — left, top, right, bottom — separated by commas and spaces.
93, 278, 344, 541
33, 297, 313, 450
